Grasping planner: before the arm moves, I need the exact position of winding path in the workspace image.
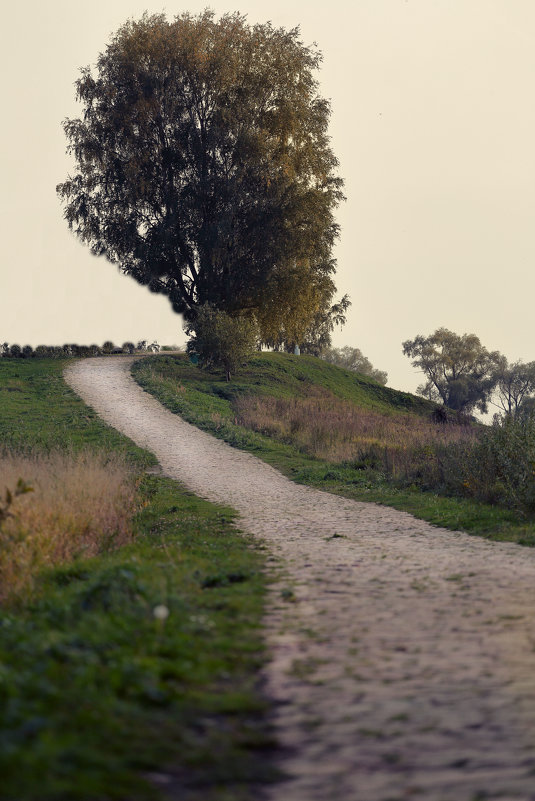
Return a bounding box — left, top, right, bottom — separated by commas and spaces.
65, 357, 535, 801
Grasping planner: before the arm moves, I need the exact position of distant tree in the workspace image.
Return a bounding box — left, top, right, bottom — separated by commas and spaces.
122, 342, 136, 354
492, 360, 535, 417
34, 345, 50, 357
187, 305, 259, 381
402, 328, 502, 414
147, 342, 161, 353
9, 345, 21, 358
1, 343, 9, 357
136, 341, 148, 352
102, 341, 115, 354
321, 346, 388, 385
21, 345, 34, 359
89, 344, 101, 356
57, 11, 346, 343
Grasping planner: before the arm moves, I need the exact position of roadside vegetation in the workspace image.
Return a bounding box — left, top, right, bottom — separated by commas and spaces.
0, 359, 273, 800
133, 352, 535, 546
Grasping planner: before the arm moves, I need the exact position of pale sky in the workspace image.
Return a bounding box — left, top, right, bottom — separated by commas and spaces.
2, 0, 534, 393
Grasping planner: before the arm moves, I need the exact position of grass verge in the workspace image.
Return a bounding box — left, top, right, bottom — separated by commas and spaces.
132, 353, 535, 547
0, 359, 274, 800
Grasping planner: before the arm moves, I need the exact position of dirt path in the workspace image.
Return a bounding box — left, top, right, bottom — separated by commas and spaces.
65, 357, 535, 801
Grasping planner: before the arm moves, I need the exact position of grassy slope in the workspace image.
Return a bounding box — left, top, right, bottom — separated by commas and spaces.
0, 359, 274, 801
133, 353, 535, 547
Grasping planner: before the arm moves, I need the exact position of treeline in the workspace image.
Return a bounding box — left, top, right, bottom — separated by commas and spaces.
0, 341, 161, 359
403, 327, 535, 419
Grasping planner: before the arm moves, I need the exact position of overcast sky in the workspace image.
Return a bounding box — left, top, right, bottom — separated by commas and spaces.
2, 0, 534, 393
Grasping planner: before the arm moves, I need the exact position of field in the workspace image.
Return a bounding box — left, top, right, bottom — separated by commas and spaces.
0, 359, 274, 801
133, 352, 535, 546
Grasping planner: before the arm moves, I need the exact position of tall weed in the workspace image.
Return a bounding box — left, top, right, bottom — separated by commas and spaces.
233, 389, 475, 483
451, 414, 535, 514
0, 450, 138, 601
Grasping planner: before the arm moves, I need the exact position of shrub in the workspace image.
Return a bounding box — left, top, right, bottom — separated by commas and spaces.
187, 305, 259, 381
458, 414, 535, 514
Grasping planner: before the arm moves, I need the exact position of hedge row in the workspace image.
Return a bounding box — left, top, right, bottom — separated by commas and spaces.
0, 341, 160, 359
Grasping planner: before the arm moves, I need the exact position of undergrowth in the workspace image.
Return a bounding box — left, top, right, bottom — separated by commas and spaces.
0, 450, 138, 602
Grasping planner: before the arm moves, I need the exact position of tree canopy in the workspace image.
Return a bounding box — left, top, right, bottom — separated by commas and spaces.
492, 359, 535, 418
402, 328, 502, 415
321, 345, 387, 384
57, 11, 346, 343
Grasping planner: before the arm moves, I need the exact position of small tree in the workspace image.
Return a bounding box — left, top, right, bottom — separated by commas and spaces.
122, 342, 136, 354
402, 328, 502, 414
492, 360, 535, 418
187, 305, 259, 381
321, 346, 388, 385
102, 341, 115, 354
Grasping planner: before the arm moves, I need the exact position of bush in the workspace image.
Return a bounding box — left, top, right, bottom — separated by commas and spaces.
187, 305, 259, 381
431, 414, 535, 515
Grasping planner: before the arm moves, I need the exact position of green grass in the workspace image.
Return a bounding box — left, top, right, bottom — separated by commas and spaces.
132, 353, 535, 547
0, 359, 153, 465
0, 359, 274, 800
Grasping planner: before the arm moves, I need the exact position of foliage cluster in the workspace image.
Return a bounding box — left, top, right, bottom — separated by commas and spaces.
0, 341, 161, 359
57, 10, 347, 352
442, 414, 535, 515
320, 345, 387, 385
186, 305, 259, 381
403, 327, 535, 417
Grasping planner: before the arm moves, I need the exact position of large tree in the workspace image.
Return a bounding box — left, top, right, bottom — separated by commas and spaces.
57, 11, 345, 340
402, 328, 502, 414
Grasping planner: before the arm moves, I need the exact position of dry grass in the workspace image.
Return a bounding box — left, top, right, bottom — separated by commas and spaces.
0, 450, 139, 601
233, 388, 476, 479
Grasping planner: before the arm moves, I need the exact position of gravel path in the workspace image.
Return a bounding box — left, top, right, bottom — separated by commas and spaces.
65, 357, 535, 801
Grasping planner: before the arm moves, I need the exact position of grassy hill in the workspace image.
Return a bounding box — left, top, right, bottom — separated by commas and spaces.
0, 358, 274, 801
133, 352, 535, 546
